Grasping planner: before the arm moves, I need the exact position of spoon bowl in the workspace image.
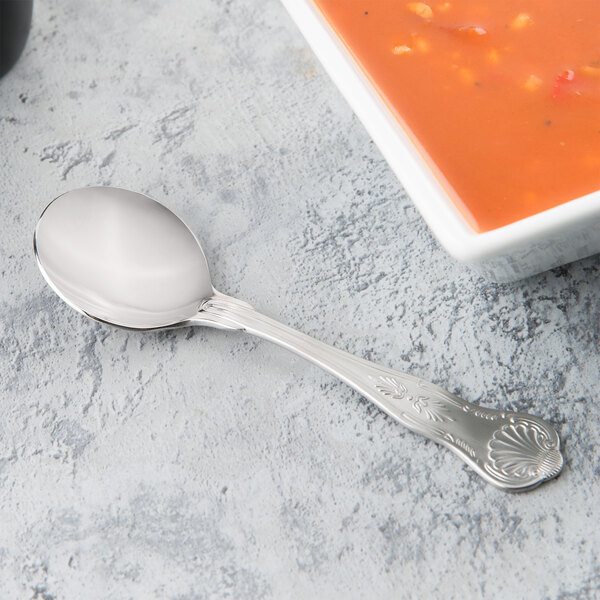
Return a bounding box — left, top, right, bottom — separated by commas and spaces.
34, 187, 214, 329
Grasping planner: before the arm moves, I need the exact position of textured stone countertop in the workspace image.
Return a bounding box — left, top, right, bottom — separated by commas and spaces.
1, 1, 599, 598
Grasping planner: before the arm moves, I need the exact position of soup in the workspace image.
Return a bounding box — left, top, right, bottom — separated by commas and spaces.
314, 0, 600, 232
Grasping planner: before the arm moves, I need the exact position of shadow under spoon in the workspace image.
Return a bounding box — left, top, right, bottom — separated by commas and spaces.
34, 186, 564, 491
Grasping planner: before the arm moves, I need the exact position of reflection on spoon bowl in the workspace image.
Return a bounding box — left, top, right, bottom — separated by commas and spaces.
35, 187, 213, 329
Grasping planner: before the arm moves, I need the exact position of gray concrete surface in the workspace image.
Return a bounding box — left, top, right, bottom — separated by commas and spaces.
1, 0, 599, 598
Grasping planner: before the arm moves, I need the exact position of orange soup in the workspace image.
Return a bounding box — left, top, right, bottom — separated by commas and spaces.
314, 0, 600, 232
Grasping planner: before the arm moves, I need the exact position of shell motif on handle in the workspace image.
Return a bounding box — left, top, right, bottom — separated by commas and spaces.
485, 418, 564, 487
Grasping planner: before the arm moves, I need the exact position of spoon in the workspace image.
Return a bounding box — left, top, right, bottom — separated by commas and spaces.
34, 186, 563, 491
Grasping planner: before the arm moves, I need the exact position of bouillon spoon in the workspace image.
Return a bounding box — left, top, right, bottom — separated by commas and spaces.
34, 187, 563, 491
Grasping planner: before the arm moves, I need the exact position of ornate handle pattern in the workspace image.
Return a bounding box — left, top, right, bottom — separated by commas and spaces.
362, 373, 563, 490
194, 292, 563, 491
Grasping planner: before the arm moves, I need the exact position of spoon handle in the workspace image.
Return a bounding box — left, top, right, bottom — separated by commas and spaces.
196, 292, 563, 491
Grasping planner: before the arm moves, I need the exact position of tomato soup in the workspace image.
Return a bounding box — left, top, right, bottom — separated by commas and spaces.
314, 0, 600, 232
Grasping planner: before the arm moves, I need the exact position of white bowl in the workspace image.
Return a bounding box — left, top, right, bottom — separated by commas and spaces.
281, 0, 600, 282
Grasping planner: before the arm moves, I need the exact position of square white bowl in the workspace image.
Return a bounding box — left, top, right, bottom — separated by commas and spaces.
281, 0, 600, 282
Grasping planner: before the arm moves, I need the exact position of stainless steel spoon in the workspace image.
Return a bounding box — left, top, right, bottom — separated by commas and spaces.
34, 186, 563, 491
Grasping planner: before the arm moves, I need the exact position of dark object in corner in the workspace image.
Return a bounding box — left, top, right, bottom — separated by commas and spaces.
0, 0, 33, 78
